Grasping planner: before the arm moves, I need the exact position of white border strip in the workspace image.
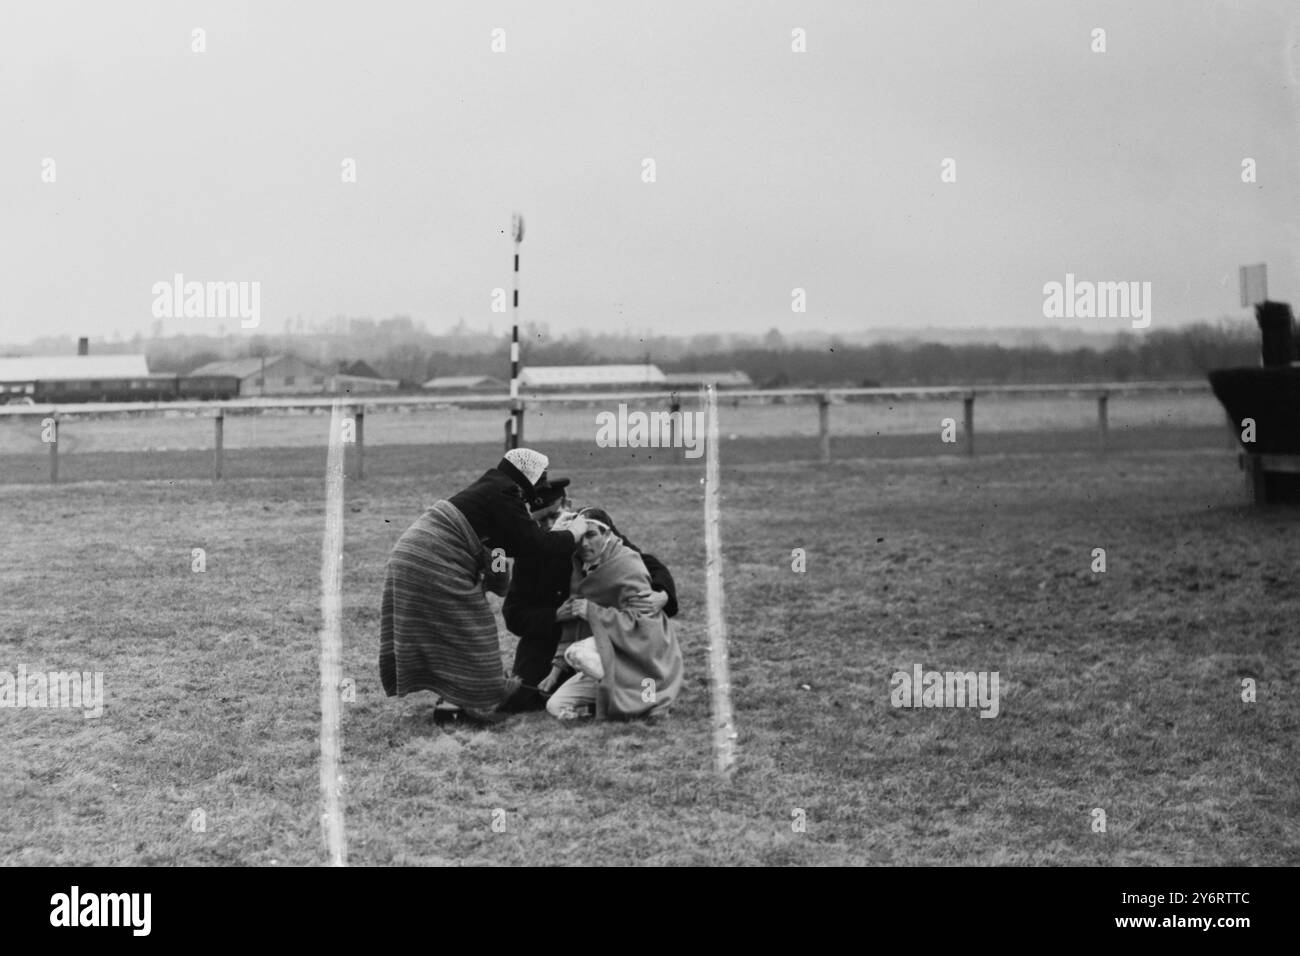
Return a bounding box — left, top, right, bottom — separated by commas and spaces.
318, 400, 348, 865
702, 384, 738, 776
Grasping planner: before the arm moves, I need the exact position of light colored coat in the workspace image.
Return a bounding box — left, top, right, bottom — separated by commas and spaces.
564, 541, 684, 718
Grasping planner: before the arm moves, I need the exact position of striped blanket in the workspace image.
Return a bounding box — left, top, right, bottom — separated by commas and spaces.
379, 499, 508, 710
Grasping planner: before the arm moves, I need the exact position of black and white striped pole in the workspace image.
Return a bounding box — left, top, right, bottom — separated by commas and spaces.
508, 211, 525, 449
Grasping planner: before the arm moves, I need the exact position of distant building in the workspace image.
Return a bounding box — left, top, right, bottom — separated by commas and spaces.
0, 354, 150, 399
519, 364, 666, 390
660, 370, 754, 389
336, 359, 386, 379
422, 374, 506, 392
189, 355, 331, 395
331, 359, 400, 394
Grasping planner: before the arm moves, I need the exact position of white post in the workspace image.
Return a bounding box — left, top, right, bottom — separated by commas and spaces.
702, 384, 738, 777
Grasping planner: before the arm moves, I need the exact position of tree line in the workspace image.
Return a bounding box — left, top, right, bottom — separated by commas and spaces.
405, 320, 1262, 388
68, 317, 1265, 388
660, 323, 1261, 388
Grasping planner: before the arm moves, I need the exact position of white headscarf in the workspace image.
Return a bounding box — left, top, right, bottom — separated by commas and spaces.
503, 447, 548, 486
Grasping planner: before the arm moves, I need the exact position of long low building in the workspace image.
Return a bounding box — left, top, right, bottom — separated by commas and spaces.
519, 364, 667, 390
0, 354, 151, 399
189, 356, 331, 395
422, 375, 507, 392
332, 373, 401, 394
189, 355, 401, 395
660, 370, 754, 389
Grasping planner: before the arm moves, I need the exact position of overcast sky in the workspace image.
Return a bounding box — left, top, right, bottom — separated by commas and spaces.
2, 0, 1297, 345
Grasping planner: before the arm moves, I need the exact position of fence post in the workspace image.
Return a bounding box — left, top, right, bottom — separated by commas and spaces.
963, 392, 975, 456
503, 416, 512, 453
355, 406, 365, 481
214, 409, 224, 479
1245, 453, 1268, 505
1097, 391, 1109, 454
818, 392, 831, 463
669, 393, 681, 455
48, 414, 59, 484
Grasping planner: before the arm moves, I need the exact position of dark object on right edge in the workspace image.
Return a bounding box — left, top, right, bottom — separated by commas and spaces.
1256, 301, 1297, 367
1208, 300, 1300, 504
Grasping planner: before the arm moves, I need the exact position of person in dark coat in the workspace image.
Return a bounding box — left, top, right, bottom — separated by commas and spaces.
379, 448, 588, 720
502, 477, 678, 711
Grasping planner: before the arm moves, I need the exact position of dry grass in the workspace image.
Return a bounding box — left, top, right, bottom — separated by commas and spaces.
1, 431, 1297, 865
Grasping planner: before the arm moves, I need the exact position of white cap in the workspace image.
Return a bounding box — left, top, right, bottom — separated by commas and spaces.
503, 447, 548, 486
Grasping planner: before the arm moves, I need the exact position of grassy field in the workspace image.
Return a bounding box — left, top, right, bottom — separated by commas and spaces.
1, 426, 1298, 865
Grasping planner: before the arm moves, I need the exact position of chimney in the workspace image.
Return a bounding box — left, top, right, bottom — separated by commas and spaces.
77, 337, 89, 356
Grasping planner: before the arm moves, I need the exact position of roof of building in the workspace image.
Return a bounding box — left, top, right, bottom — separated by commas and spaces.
0, 354, 150, 383
660, 370, 754, 387
337, 359, 386, 379
189, 357, 279, 378
188, 355, 326, 379
333, 373, 400, 389
422, 375, 506, 389
519, 364, 666, 387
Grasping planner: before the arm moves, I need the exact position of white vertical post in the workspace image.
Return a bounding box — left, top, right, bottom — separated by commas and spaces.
702, 384, 737, 777
318, 400, 348, 866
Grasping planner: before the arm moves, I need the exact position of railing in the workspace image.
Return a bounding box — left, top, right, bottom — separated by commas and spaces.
0, 380, 1214, 483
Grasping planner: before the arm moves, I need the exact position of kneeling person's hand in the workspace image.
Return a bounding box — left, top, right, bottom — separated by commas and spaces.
627, 590, 669, 615
537, 666, 564, 695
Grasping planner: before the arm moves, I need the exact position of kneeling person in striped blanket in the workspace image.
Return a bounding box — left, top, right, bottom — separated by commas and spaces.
544, 508, 684, 721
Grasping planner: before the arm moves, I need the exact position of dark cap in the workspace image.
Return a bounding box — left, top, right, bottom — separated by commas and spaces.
529, 476, 571, 513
